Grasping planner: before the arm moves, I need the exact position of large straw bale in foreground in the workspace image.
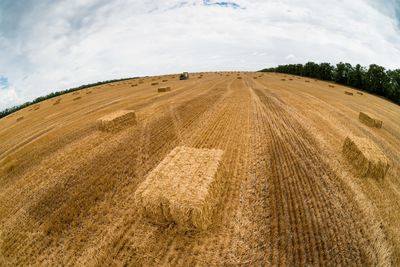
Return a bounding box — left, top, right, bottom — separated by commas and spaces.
97, 110, 137, 132
359, 112, 383, 128
342, 136, 390, 180
135, 146, 225, 230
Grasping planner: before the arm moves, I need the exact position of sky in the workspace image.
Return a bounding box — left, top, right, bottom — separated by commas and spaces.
0, 0, 399, 110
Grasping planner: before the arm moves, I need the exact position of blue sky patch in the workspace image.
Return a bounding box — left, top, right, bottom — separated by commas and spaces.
0, 76, 9, 89
203, 0, 243, 9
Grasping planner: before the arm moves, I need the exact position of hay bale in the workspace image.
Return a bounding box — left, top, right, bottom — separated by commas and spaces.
237, 77, 242, 79
359, 112, 383, 128
345, 91, 353, 95
33, 105, 40, 110
158, 87, 171, 93
305, 80, 310, 83
342, 136, 389, 180
97, 110, 137, 132
73, 96, 82, 101
151, 82, 159, 86
328, 84, 335, 88
72, 91, 79, 95
162, 79, 168, 82
135, 146, 225, 230
86, 91, 92, 94
289, 78, 293, 81
253, 77, 258, 79
16, 116, 24, 122
53, 99, 61, 105
357, 92, 363, 95
139, 80, 144, 84
281, 79, 286, 81
131, 84, 138, 87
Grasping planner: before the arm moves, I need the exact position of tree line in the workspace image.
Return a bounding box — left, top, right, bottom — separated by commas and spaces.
260, 62, 400, 105
0, 77, 137, 119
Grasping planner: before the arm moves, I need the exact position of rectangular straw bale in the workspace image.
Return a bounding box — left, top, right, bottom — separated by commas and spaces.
158, 87, 171, 93
329, 84, 335, 88
151, 82, 159, 86
73, 96, 82, 101
345, 91, 353, 95
16, 116, 24, 122
359, 112, 383, 128
237, 77, 242, 79
135, 146, 225, 230
342, 136, 390, 180
97, 110, 137, 132
357, 92, 363, 95
53, 99, 61, 105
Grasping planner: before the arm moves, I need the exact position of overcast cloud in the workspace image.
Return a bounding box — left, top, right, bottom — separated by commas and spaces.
0, 0, 399, 110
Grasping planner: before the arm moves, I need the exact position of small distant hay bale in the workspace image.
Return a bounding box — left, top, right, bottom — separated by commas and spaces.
135, 146, 225, 230
73, 96, 82, 101
253, 77, 258, 79
53, 99, 61, 105
345, 91, 353, 95
281, 79, 286, 81
237, 77, 242, 79
86, 91, 92, 94
139, 80, 144, 84
357, 92, 364, 95
359, 112, 383, 128
289, 78, 293, 81
72, 91, 79, 95
328, 84, 335, 88
162, 79, 168, 82
305, 80, 310, 83
151, 82, 159, 86
16, 116, 24, 122
33, 105, 40, 111
131, 84, 138, 87
97, 110, 137, 132
342, 136, 390, 180
158, 87, 171, 93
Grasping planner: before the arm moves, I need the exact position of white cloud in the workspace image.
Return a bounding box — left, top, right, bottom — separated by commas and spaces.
0, 0, 399, 110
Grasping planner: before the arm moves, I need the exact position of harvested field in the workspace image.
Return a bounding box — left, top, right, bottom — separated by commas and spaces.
359, 112, 383, 128
135, 146, 224, 230
343, 136, 390, 179
97, 110, 137, 132
1, 72, 400, 266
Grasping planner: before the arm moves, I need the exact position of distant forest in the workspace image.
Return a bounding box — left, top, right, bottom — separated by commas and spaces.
261, 62, 400, 105
0, 77, 136, 119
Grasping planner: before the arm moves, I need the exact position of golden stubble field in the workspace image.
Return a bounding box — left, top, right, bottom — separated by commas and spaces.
0, 72, 399, 266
